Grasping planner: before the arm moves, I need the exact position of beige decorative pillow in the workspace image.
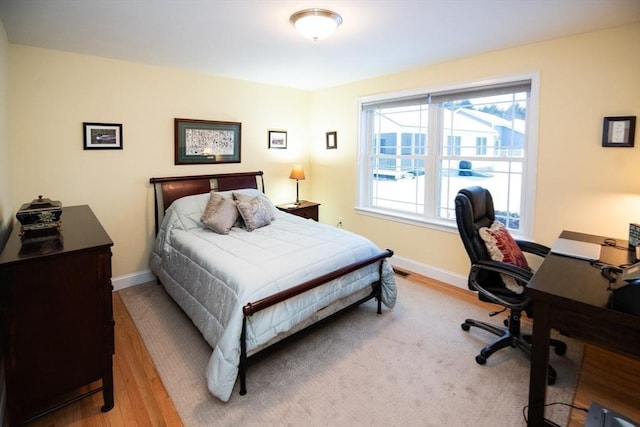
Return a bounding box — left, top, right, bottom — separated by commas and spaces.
222, 188, 278, 216
201, 192, 239, 234
233, 192, 273, 231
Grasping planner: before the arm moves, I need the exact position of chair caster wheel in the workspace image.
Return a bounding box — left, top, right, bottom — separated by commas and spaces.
554, 342, 567, 355
475, 354, 487, 365
461, 323, 471, 331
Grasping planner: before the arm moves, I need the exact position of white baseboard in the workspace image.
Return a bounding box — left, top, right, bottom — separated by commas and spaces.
390, 255, 468, 290
111, 258, 467, 293
112, 269, 156, 291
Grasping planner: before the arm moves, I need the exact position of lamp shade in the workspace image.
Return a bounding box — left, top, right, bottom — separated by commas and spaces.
289, 165, 306, 180
290, 8, 342, 41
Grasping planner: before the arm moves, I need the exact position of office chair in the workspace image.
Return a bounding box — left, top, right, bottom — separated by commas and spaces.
454, 186, 566, 385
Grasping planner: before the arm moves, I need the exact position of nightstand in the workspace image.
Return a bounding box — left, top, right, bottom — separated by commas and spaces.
277, 201, 320, 221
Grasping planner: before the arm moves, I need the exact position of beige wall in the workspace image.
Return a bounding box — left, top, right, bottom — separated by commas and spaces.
5, 23, 640, 288
310, 23, 640, 284
0, 19, 12, 252
8, 47, 310, 279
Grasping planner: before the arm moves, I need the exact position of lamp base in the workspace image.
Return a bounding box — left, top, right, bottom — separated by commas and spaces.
295, 180, 301, 206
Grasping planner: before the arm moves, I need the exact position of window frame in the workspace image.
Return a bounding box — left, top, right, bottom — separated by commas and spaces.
356, 73, 540, 239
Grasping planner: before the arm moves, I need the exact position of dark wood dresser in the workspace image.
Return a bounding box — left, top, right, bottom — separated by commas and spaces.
0, 205, 114, 425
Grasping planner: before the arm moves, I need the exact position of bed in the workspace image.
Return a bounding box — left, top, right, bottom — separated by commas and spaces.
149, 171, 397, 402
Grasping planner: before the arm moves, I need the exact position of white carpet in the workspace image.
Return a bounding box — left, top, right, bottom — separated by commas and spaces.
120, 276, 583, 426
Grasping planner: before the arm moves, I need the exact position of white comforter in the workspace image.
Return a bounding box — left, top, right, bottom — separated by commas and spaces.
149, 190, 397, 401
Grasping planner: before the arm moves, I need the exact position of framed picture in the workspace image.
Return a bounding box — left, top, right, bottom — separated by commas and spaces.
326, 131, 337, 149
602, 116, 636, 147
83, 122, 123, 150
175, 118, 241, 164
268, 130, 287, 149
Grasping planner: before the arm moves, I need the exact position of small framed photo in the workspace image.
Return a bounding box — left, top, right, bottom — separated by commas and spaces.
83, 122, 123, 150
602, 116, 636, 147
268, 130, 287, 149
175, 118, 241, 164
326, 131, 337, 149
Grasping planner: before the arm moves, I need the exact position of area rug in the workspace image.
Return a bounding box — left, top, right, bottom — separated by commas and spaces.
119, 276, 583, 427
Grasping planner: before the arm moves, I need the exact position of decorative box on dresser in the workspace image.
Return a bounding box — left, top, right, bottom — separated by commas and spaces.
276, 201, 320, 221
0, 205, 114, 425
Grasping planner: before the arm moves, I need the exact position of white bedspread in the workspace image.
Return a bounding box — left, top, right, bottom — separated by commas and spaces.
149, 191, 397, 401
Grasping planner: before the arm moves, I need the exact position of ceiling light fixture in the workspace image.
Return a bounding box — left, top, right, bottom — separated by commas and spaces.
290, 8, 343, 41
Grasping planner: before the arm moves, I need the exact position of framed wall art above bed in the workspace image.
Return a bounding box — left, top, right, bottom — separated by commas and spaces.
174, 118, 242, 164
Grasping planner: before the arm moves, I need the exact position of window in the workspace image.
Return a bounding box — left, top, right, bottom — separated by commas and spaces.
446, 136, 461, 156
476, 137, 487, 155
357, 76, 538, 235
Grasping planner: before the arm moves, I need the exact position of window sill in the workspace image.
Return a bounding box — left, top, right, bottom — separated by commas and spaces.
354, 207, 458, 234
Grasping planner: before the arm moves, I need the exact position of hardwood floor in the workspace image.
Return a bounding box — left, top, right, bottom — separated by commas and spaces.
26, 273, 639, 426
28, 292, 183, 427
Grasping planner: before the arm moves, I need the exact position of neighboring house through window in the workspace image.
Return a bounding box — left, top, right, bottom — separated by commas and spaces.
357, 74, 538, 236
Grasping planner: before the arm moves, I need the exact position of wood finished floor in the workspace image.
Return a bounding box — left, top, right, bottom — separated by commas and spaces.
28, 273, 639, 426
28, 292, 183, 427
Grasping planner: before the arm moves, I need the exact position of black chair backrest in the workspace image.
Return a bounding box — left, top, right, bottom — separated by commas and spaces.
455, 186, 496, 265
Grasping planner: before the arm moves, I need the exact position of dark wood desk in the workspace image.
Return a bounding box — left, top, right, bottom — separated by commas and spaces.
526, 231, 640, 426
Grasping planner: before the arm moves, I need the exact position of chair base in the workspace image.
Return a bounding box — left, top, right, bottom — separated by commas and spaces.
461, 312, 567, 386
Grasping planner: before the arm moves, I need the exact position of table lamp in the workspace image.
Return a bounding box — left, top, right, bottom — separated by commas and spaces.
289, 165, 305, 205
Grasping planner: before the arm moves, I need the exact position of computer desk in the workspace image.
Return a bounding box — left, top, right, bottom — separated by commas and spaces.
526, 230, 640, 427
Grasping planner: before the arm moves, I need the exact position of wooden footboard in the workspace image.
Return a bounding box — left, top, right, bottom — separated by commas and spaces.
238, 248, 394, 396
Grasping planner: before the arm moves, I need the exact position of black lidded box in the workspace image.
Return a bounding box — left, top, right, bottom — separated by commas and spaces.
16, 195, 63, 238
629, 223, 640, 248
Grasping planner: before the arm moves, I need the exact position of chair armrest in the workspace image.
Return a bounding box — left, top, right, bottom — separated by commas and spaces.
515, 240, 550, 258
470, 260, 532, 308
473, 259, 533, 283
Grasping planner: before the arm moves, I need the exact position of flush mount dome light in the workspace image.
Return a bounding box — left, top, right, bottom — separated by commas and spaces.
290, 8, 343, 41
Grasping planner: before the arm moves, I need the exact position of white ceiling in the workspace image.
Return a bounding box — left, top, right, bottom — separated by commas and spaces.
1, 0, 639, 90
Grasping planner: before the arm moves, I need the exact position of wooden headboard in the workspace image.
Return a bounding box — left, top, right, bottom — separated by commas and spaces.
149, 171, 264, 234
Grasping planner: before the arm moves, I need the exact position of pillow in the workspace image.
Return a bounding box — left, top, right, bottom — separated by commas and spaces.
233, 192, 273, 231
479, 221, 529, 294
201, 192, 239, 235
220, 188, 279, 216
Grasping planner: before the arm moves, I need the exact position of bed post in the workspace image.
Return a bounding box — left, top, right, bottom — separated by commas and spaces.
152, 182, 160, 236
376, 259, 385, 314
239, 317, 248, 395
